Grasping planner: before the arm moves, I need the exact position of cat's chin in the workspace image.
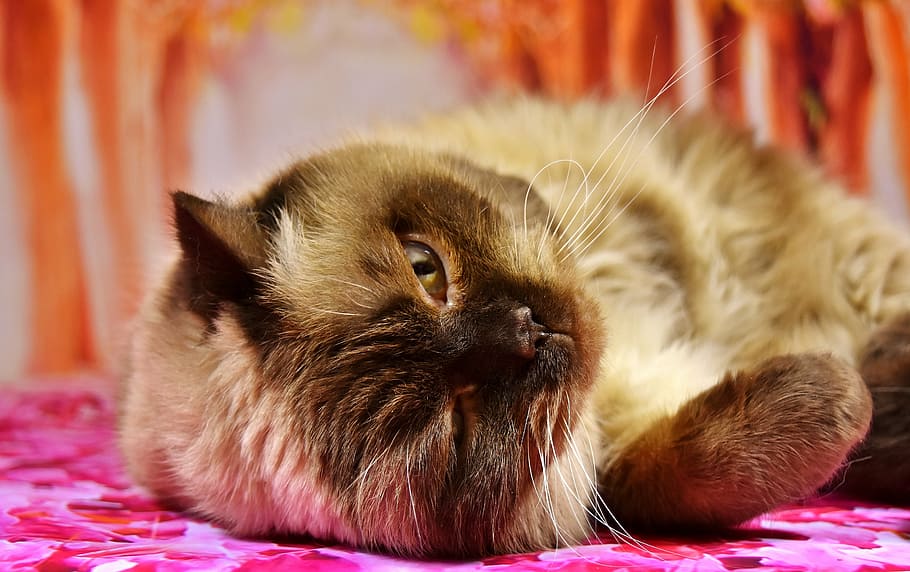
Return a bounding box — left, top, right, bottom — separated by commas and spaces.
360, 417, 600, 557
219, 404, 601, 559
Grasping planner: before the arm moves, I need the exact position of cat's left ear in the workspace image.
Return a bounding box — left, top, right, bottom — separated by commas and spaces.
487, 172, 551, 224
173, 191, 268, 269
172, 192, 269, 306
444, 155, 551, 225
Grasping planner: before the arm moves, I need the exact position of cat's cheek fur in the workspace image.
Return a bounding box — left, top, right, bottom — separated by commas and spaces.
120, 293, 358, 545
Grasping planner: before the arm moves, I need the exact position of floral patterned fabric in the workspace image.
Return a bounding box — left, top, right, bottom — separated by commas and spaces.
2, 383, 909, 571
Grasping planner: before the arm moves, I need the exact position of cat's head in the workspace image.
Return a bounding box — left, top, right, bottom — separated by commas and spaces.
170, 143, 605, 556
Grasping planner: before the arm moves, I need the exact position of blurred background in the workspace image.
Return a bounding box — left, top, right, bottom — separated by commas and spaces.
1, 0, 908, 381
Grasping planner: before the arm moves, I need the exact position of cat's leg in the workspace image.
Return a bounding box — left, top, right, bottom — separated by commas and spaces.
832, 220, 910, 504
596, 352, 872, 530
838, 313, 910, 503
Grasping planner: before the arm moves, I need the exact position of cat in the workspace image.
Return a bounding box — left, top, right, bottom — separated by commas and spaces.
119, 96, 909, 558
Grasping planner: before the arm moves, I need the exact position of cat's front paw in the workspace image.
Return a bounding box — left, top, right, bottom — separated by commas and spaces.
838, 314, 910, 503
600, 352, 872, 530
675, 352, 872, 525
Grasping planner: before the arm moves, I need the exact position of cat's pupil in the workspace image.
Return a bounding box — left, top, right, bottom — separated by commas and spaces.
402, 241, 447, 301
412, 261, 436, 276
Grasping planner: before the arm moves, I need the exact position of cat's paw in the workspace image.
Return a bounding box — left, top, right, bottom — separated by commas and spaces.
676, 352, 872, 525
858, 313, 910, 386
601, 352, 872, 530
838, 315, 910, 504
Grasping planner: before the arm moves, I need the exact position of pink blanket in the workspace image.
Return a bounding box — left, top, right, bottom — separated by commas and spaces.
2, 382, 909, 571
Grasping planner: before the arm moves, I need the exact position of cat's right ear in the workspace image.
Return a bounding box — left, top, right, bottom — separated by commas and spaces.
172, 191, 269, 304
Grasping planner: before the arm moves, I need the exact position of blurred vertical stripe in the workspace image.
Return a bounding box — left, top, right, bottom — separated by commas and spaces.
0, 0, 204, 377
398, 0, 910, 205
1, 0, 93, 373
1, 0, 909, 377
865, 2, 910, 209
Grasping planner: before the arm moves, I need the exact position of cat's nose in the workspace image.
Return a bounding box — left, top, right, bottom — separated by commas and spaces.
509, 306, 550, 359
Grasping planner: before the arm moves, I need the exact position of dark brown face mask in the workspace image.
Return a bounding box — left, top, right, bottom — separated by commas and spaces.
169, 142, 604, 556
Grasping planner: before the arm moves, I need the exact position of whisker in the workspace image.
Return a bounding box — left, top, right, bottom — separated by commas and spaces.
524, 158, 588, 240
556, 403, 612, 532
405, 444, 423, 549
347, 447, 387, 497
540, 402, 566, 549
525, 396, 586, 554
552, 36, 735, 249
526, 434, 565, 550
550, 37, 658, 242
308, 308, 365, 317
538, 158, 587, 264
567, 417, 680, 559
351, 431, 402, 517
325, 276, 375, 294
562, 69, 736, 262
548, 424, 601, 541
537, 398, 615, 564
347, 299, 372, 310
557, 401, 654, 554
820, 455, 873, 498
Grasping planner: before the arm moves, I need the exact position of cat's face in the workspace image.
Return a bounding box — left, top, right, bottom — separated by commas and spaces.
172, 144, 605, 556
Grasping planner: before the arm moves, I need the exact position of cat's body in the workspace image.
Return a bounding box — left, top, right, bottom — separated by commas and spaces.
120, 98, 907, 557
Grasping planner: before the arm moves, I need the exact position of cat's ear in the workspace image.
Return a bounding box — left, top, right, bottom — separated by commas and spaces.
172, 191, 269, 303
444, 155, 551, 225
486, 173, 551, 223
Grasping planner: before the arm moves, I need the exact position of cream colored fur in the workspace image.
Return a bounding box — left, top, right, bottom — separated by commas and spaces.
122, 272, 360, 543
122, 97, 910, 554
376, 97, 910, 456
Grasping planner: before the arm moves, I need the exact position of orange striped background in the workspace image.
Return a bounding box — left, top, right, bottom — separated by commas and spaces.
1, 0, 909, 378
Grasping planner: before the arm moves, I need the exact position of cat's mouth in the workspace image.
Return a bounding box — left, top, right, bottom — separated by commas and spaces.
451, 387, 477, 454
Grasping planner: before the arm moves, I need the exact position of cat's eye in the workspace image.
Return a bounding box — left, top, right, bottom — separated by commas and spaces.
402, 241, 447, 302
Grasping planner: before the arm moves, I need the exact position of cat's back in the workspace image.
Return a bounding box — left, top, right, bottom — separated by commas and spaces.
383, 97, 907, 368
379, 96, 830, 261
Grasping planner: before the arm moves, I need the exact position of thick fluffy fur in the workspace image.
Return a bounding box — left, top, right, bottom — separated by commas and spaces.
121, 98, 909, 557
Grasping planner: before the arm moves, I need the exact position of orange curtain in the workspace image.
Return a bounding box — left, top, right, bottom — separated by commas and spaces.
401, 0, 906, 197
3, 0, 910, 377
0, 0, 205, 375
1, 0, 92, 373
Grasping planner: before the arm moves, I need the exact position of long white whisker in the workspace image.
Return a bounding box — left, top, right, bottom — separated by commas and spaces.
558, 36, 739, 254
351, 429, 403, 519
532, 399, 587, 556
563, 68, 736, 262
548, 425, 601, 543
552, 36, 656, 248
527, 430, 565, 550
538, 158, 586, 264
325, 276, 374, 293
566, 417, 681, 559
308, 308, 364, 317
557, 402, 612, 532
525, 158, 588, 239
552, 36, 735, 248
347, 446, 388, 497
557, 400, 645, 554
539, 397, 613, 563
405, 444, 423, 548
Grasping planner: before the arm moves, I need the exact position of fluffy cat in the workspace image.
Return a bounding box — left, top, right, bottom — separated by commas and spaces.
120, 97, 909, 557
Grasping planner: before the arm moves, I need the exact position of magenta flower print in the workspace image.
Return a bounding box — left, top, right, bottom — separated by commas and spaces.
2, 384, 910, 571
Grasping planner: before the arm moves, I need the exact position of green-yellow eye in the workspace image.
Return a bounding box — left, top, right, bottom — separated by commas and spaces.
403, 241, 447, 301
